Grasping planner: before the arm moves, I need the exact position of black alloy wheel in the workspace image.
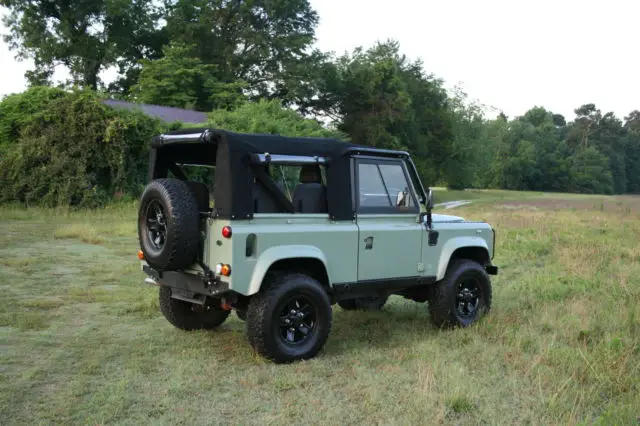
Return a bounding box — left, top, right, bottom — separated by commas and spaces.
277, 295, 318, 346
145, 200, 167, 253
455, 278, 481, 320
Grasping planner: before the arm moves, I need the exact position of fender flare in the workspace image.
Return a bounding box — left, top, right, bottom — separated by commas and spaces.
247, 245, 330, 295
435, 237, 490, 280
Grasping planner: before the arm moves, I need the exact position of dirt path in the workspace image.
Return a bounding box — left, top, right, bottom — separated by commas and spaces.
434, 200, 472, 209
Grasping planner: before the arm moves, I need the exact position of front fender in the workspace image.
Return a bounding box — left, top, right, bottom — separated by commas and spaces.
247, 245, 330, 295
435, 237, 490, 280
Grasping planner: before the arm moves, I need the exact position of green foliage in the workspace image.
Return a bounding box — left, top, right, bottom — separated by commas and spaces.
130, 42, 247, 111
0, 89, 165, 207
315, 40, 453, 186
1, 0, 165, 90
623, 111, 640, 193
460, 102, 635, 195
567, 148, 613, 194
0, 86, 67, 152
199, 99, 346, 140
164, 0, 318, 100
445, 86, 488, 189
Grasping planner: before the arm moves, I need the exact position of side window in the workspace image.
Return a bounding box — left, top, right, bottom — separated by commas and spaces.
378, 163, 415, 208
357, 160, 417, 213
271, 165, 327, 202
358, 163, 391, 207
253, 163, 328, 214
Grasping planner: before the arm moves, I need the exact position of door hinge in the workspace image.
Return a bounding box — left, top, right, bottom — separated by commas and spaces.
417, 263, 425, 272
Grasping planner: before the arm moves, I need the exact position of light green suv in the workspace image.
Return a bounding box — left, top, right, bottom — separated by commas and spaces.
137, 128, 499, 363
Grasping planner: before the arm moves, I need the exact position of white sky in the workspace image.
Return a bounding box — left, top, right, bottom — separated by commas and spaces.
1, 0, 639, 121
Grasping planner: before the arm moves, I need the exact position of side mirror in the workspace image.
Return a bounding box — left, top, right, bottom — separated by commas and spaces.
426, 188, 433, 210
395, 190, 407, 207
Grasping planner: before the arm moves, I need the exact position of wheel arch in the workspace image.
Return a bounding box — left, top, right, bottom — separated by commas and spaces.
436, 237, 491, 281
247, 245, 331, 295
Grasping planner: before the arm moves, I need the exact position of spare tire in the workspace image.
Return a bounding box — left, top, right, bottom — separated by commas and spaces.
138, 178, 200, 271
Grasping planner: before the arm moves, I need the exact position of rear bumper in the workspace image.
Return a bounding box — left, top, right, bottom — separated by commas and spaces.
142, 264, 230, 296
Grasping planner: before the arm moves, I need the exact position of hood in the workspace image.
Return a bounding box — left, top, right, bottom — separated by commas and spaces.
429, 213, 466, 223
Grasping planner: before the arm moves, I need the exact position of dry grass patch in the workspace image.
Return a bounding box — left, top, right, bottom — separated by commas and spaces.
53, 223, 105, 245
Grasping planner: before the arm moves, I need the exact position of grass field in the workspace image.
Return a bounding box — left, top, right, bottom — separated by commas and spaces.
1, 189, 639, 425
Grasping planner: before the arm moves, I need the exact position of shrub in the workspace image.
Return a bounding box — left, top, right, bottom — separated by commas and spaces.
0, 86, 67, 154
0, 88, 166, 207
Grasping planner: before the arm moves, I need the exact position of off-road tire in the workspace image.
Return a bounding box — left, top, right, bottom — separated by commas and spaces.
159, 287, 230, 330
138, 178, 200, 271
337, 296, 388, 311
236, 310, 247, 321
246, 272, 332, 363
428, 259, 492, 328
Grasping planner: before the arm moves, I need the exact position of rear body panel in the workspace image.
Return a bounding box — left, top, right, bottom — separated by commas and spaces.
205, 214, 359, 296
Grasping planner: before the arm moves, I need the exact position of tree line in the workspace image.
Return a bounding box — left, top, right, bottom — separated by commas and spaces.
1, 0, 639, 207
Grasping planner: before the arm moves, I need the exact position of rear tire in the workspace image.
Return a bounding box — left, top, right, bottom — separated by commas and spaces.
428, 259, 492, 328
337, 296, 388, 311
246, 272, 332, 363
159, 287, 230, 331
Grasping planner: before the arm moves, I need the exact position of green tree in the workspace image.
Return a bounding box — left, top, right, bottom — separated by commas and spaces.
163, 0, 318, 100
566, 104, 627, 192
567, 103, 601, 150
568, 147, 613, 194
445, 86, 488, 189
317, 40, 453, 185
624, 110, 640, 193
129, 42, 247, 111
1, 0, 165, 90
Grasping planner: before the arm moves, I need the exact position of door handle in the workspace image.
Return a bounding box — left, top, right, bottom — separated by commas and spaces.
364, 236, 374, 250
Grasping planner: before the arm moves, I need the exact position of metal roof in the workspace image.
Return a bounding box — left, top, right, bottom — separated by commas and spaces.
103, 100, 208, 124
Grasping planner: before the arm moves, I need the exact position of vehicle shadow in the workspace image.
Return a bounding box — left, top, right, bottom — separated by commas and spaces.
202, 297, 455, 364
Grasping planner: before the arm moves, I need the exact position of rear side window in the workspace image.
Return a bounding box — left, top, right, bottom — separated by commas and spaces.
356, 160, 418, 213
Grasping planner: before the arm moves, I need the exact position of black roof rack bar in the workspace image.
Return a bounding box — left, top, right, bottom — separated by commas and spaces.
249, 153, 329, 165
346, 147, 410, 157
152, 129, 213, 147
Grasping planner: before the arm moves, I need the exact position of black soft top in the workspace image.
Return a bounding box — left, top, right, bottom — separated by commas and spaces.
151, 127, 410, 160
148, 128, 414, 221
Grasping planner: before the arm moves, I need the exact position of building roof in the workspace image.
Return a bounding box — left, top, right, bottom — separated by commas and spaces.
103, 100, 208, 124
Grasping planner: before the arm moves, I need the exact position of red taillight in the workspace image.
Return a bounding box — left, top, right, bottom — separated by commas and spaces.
216, 263, 232, 277
221, 226, 232, 238
220, 264, 231, 276
137, 250, 145, 260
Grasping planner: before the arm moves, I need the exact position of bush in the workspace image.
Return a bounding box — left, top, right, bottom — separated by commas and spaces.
0, 88, 166, 207
0, 86, 67, 154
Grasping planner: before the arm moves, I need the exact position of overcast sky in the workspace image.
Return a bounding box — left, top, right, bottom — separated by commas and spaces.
1, 0, 638, 120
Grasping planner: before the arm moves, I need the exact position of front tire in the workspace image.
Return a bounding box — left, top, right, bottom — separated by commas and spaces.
428, 259, 492, 328
159, 287, 230, 331
246, 272, 332, 363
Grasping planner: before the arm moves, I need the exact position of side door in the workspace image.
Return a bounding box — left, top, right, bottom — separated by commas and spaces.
354, 157, 424, 282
